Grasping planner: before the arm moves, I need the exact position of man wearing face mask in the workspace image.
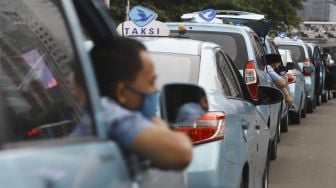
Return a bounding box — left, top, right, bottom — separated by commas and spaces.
265, 54, 293, 107
91, 37, 192, 170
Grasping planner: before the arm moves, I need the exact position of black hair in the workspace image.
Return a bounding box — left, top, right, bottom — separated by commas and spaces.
90, 37, 147, 98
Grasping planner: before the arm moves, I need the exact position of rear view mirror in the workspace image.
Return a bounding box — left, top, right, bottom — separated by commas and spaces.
160, 84, 208, 124
256, 86, 284, 105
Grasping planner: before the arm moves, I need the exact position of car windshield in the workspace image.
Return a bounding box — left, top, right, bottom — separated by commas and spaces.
174, 31, 248, 69
150, 53, 200, 88
278, 45, 305, 63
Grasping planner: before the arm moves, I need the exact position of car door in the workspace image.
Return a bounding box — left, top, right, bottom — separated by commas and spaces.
215, 49, 259, 187
313, 47, 323, 93
251, 34, 279, 141
71, 1, 187, 188
222, 51, 270, 188
0, 1, 132, 187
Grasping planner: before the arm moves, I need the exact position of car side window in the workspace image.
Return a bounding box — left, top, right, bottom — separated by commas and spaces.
216, 51, 242, 98
251, 35, 266, 70
0, 0, 94, 144
313, 47, 322, 64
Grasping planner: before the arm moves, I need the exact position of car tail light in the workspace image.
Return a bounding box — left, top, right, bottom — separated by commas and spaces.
27, 128, 42, 137
286, 72, 296, 83
245, 61, 259, 99
303, 72, 312, 76
174, 112, 226, 145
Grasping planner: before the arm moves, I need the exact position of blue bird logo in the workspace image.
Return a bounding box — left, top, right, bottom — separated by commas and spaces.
129, 6, 158, 27
199, 9, 216, 22
135, 9, 153, 22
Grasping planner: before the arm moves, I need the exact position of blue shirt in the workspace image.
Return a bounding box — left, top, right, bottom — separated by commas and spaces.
265, 65, 284, 84
71, 97, 152, 150
176, 103, 205, 123
101, 97, 152, 149
70, 108, 93, 137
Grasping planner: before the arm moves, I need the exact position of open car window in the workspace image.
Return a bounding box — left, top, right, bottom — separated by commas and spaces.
0, 0, 94, 144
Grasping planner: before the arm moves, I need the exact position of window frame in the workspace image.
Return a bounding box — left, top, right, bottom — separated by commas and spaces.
0, 0, 105, 149
214, 48, 244, 99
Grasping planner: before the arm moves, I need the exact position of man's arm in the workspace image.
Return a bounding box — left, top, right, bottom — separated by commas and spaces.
130, 117, 192, 170
274, 79, 287, 89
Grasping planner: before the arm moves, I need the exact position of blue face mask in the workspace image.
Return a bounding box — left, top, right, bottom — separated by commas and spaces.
140, 92, 159, 120
126, 84, 159, 120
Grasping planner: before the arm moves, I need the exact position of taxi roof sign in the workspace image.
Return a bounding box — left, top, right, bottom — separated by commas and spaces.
278, 32, 287, 39
183, 9, 223, 24
117, 6, 170, 37
129, 6, 157, 27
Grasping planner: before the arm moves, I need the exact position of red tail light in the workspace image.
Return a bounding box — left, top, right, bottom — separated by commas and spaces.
27, 128, 42, 137
303, 72, 312, 76
245, 61, 259, 99
174, 112, 226, 145
286, 72, 296, 83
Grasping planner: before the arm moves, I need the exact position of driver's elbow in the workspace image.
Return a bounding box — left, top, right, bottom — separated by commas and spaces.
277, 81, 286, 88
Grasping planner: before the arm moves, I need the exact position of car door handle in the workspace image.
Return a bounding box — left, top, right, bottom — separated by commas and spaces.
242, 121, 250, 129
255, 125, 261, 130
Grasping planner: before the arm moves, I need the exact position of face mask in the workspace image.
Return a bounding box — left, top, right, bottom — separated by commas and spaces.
126, 84, 159, 120
140, 92, 159, 120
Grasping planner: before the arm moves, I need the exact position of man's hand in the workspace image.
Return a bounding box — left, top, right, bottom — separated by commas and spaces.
285, 95, 294, 107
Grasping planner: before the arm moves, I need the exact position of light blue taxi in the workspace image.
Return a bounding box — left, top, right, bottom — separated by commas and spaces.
141, 37, 283, 188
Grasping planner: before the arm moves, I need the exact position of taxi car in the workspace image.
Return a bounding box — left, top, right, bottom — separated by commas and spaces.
167, 22, 281, 160
140, 37, 283, 188
274, 37, 316, 114
305, 43, 327, 104
279, 49, 307, 124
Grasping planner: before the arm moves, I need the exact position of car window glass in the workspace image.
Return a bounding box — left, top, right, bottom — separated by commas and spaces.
268, 40, 279, 54
251, 35, 266, 70
313, 48, 321, 64
149, 53, 200, 89
0, 0, 94, 144
172, 31, 248, 70
216, 51, 242, 98
307, 46, 313, 60
279, 45, 305, 63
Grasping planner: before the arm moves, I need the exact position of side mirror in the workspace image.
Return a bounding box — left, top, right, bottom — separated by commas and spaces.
160, 84, 208, 124
256, 86, 284, 105
278, 65, 287, 73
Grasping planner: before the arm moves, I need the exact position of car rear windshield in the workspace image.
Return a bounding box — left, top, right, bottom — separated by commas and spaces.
278, 45, 305, 63
149, 53, 200, 88
174, 31, 248, 69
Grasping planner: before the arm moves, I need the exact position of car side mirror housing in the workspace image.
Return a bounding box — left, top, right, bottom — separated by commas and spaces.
160, 84, 208, 124
278, 65, 287, 74
256, 86, 284, 105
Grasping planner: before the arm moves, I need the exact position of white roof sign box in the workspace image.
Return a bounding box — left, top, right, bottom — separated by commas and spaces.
117, 20, 170, 37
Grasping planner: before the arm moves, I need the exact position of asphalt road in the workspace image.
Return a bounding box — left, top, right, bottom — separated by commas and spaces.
269, 98, 336, 188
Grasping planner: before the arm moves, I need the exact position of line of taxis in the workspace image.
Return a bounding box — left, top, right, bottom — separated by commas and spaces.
0, 0, 328, 188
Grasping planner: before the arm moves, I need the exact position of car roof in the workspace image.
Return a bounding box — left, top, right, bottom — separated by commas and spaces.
181, 10, 265, 20
167, 22, 252, 35
138, 37, 214, 56
274, 37, 306, 46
